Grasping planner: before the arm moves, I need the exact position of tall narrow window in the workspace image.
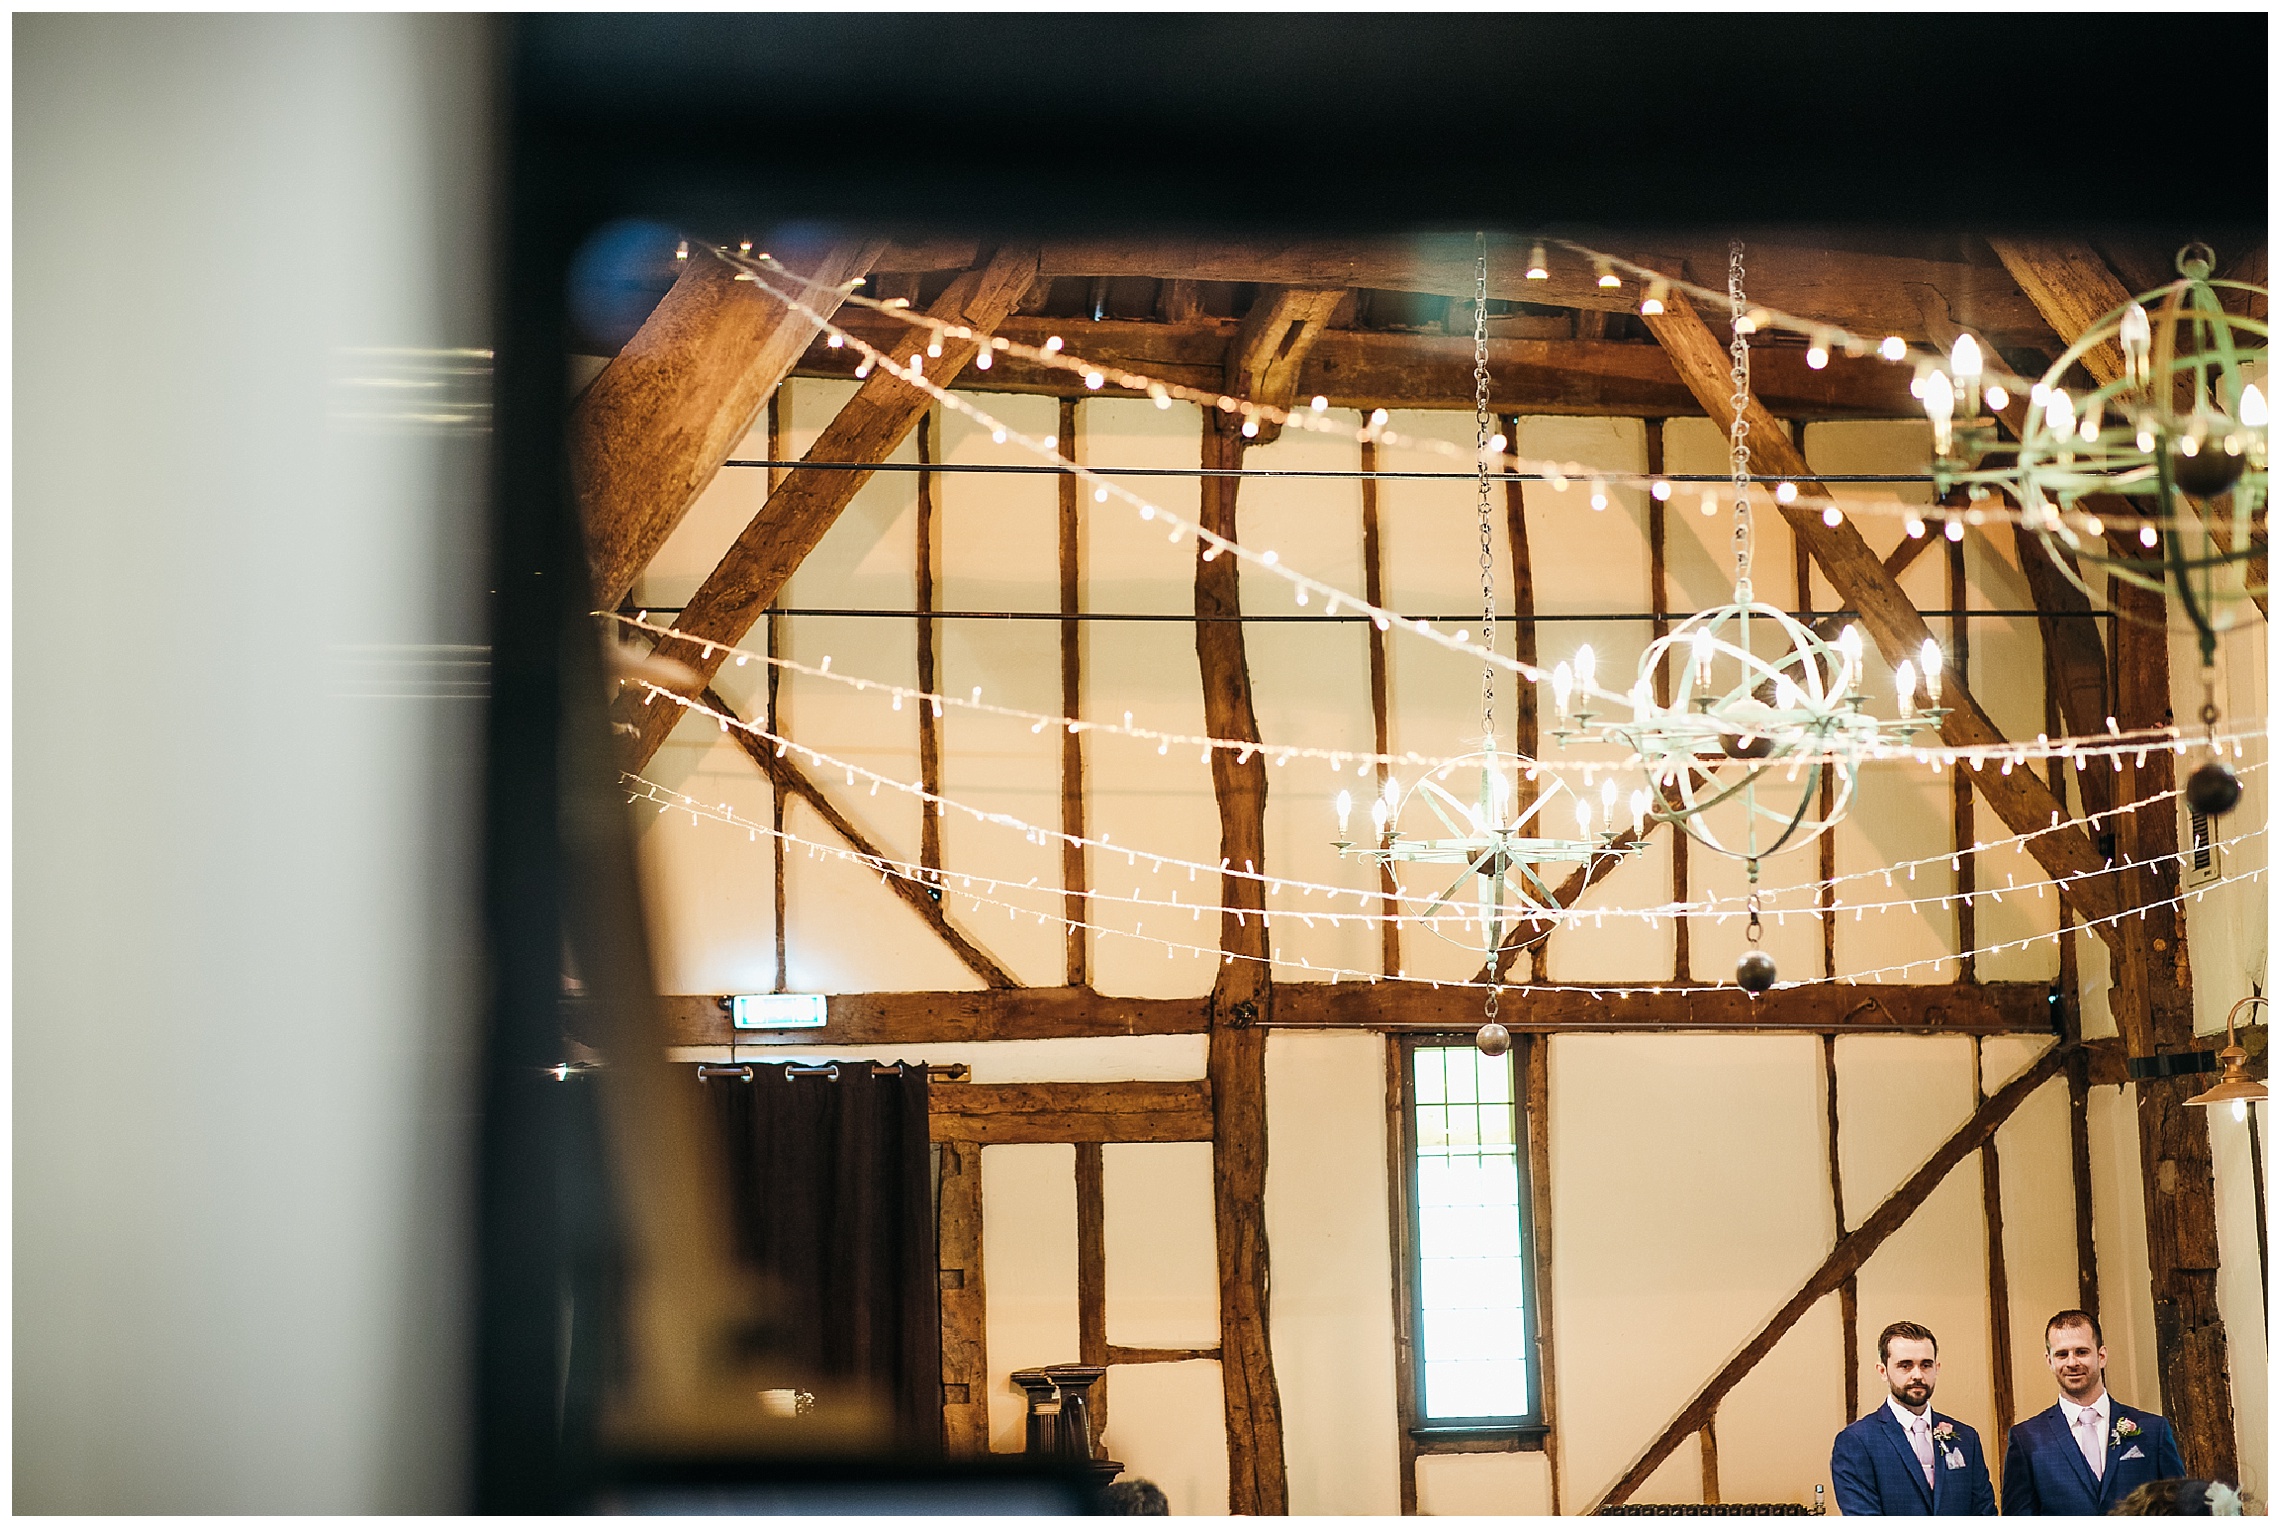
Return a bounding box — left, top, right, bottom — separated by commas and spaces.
1399, 1037, 1544, 1434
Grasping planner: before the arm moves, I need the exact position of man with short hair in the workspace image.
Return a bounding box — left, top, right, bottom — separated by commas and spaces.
1830, 1320, 1997, 1515
2001, 1309, 2186, 1515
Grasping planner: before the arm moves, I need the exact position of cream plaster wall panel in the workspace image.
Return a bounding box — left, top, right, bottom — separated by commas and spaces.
1239, 416, 1380, 981
1796, 420, 1939, 620
1262, 1031, 1401, 1516
634, 730, 780, 994
1715, 1292, 1845, 1507
1414, 1450, 1555, 1515
1658, 416, 1801, 617
779, 797, 980, 994
2182, 609, 2270, 1034
1077, 398, 1219, 997
1551, 1034, 1831, 1509
1545, 833, 1677, 984
1972, 831, 2063, 984
629, 405, 777, 610
937, 393, 1069, 986
1987, 1065, 2086, 1443
1103, 1142, 1220, 1350
1100, 1361, 1230, 1516
1377, 410, 1522, 983
1684, 788, 1830, 984
667, 1034, 1210, 1082
2076, 927, 2119, 1041
1836, 1036, 1993, 1444
2208, 1105, 2268, 1505
1834, 761, 1957, 981
982, 1143, 1080, 1454
2084, 1086, 2162, 1412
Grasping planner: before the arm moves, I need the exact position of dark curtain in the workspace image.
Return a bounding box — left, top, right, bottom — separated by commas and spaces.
703, 1063, 941, 1451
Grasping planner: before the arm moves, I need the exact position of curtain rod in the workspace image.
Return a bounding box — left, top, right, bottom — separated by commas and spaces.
694, 1060, 971, 1082
721, 458, 1936, 485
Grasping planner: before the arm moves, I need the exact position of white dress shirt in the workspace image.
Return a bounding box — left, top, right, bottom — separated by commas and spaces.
2059, 1390, 2111, 1478
1887, 1397, 1936, 1488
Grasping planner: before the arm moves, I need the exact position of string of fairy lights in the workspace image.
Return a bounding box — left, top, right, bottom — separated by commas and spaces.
631, 679, 2264, 923
625, 770, 2268, 993
722, 242, 2207, 542
607, 610, 2262, 784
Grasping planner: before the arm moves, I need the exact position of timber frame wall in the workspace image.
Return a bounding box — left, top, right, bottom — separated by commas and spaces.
584, 232, 2267, 1511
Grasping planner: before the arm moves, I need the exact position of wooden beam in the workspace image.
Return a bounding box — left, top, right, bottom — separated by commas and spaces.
1822, 1034, 1859, 1423
1362, 438, 1400, 981
1978, 1043, 2016, 1477
799, 311, 1922, 420
1193, 292, 1307, 1514
2079, 1025, 2267, 1090
928, 1081, 1213, 1145
1106, 1344, 1222, 1365
937, 1139, 989, 1456
1524, 1034, 1565, 1515
1502, 422, 1544, 983
916, 412, 943, 876
1059, 397, 1088, 986
2109, 579, 2235, 1481
1593, 1038, 2075, 1510
577, 240, 882, 612
1642, 293, 2122, 929
873, 235, 2056, 349
1076, 1142, 1109, 1452
1699, 1415, 1719, 1506
766, 403, 791, 994
647, 979, 2059, 1048
1949, 534, 1978, 979
1385, 1036, 1420, 1517
706, 688, 1018, 989
1645, 419, 1691, 986
2014, 524, 2119, 829
1223, 288, 1344, 443
1984, 238, 2132, 387
621, 247, 1040, 771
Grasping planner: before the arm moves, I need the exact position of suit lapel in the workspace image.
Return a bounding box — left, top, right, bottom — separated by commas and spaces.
1876, 1407, 1935, 1510
2047, 1403, 2104, 1504
2101, 1403, 2140, 1504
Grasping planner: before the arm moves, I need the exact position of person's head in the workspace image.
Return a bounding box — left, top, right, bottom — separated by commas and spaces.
1100, 1478, 1170, 1516
2045, 1309, 2107, 1403
1877, 1321, 1940, 1411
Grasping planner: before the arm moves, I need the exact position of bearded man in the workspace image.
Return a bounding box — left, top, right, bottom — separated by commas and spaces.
1830, 1320, 1997, 1515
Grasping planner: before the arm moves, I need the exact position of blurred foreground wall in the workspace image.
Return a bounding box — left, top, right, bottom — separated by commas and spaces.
15, 15, 492, 1511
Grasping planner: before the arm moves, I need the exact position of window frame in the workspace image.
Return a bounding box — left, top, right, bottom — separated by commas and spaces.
1389, 1031, 1549, 1449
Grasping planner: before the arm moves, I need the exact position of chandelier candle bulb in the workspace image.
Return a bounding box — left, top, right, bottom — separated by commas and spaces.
1920, 639, 1943, 704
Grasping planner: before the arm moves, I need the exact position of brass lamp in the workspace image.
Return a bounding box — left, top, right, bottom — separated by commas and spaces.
2185, 996, 2268, 1118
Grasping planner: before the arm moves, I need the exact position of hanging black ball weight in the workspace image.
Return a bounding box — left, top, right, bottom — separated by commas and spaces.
2186, 759, 2243, 817
1736, 949, 1778, 993
2169, 437, 2247, 499
1475, 1021, 1511, 1058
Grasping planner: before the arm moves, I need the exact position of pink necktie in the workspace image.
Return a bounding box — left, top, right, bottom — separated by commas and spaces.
2075, 1411, 2105, 1479
1909, 1417, 1935, 1487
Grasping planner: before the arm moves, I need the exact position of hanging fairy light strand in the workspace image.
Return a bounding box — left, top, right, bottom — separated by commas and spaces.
629, 678, 2263, 922
626, 771, 2269, 995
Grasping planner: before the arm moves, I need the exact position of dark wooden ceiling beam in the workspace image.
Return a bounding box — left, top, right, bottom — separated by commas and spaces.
868, 235, 2052, 348
618, 246, 1039, 772
1643, 293, 2122, 929
643, 979, 2056, 1047
796, 311, 1922, 419
575, 241, 884, 612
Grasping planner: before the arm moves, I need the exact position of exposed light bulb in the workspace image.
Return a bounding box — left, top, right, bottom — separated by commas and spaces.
1383, 775, 1401, 809
1879, 336, 1907, 361
1641, 280, 1668, 316
1590, 484, 1609, 511
1525, 245, 1549, 281
1601, 778, 1618, 810
1692, 629, 1715, 686
2043, 388, 2076, 437
1334, 789, 1353, 834
1552, 661, 1574, 717
1895, 658, 1917, 711
1044, 335, 1064, 352
1311, 395, 1329, 412
1574, 797, 1592, 833
674, 240, 688, 260
1904, 516, 1926, 539
1370, 796, 1390, 835
1806, 342, 1830, 370
1596, 262, 1620, 289
1923, 369, 1956, 453
1948, 333, 1983, 381
1919, 638, 1943, 704
974, 347, 992, 369
1574, 644, 1597, 693
2241, 383, 2268, 429
1839, 624, 1863, 670
1628, 788, 1650, 833
1700, 491, 1719, 517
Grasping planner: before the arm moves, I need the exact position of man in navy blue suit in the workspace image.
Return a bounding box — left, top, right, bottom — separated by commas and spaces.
2002, 1309, 2187, 1514
1830, 1320, 1997, 1515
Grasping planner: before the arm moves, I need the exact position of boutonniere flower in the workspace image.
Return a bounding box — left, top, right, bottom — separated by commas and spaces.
2111, 1418, 2141, 1445
1931, 1422, 1958, 1446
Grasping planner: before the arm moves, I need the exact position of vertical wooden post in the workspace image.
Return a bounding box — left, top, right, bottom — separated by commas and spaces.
1977, 1040, 2016, 1476
916, 408, 943, 878
1362, 437, 1400, 982
1947, 533, 1977, 979
2109, 574, 2234, 1481
937, 1139, 990, 1456
1195, 415, 1287, 1515
1699, 1414, 1720, 1505
1645, 419, 1689, 984
1076, 1140, 1109, 1452
1059, 398, 1088, 986
1824, 1033, 1858, 1420
1502, 415, 1541, 983
1524, 1032, 1564, 1514
767, 395, 790, 993
2046, 645, 2100, 1318
1386, 1036, 1420, 1516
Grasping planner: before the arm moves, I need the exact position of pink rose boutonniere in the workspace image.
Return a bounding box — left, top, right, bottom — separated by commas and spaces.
1931, 1422, 1958, 1446
2111, 1418, 2142, 1447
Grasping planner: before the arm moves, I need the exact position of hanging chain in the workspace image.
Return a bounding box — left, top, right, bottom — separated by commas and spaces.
1728, 241, 1754, 598
1475, 233, 1498, 755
